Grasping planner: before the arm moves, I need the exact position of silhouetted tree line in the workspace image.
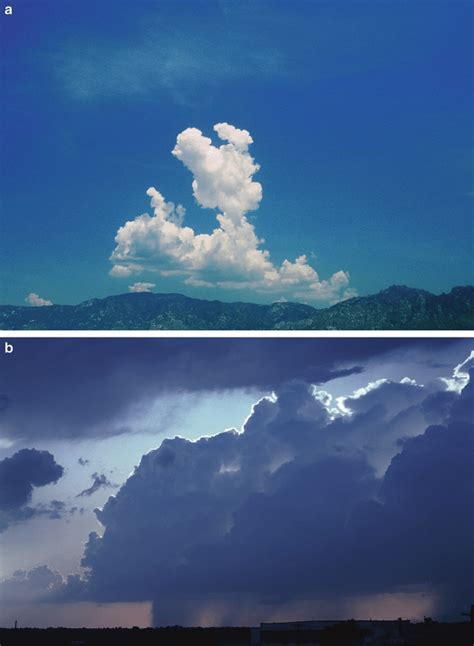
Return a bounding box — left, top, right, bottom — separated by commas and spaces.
0, 626, 248, 646
0, 621, 471, 646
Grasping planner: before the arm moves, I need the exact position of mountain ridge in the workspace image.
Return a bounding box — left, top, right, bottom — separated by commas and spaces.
1, 285, 473, 330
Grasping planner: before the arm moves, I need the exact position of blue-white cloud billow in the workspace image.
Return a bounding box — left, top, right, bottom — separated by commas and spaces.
110, 124, 355, 303
68, 365, 473, 624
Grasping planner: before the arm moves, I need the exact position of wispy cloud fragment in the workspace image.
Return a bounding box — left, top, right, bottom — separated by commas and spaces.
56, 26, 284, 104
77, 473, 117, 498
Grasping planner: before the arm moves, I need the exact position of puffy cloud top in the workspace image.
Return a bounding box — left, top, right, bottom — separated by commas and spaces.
110, 123, 355, 303
171, 123, 261, 219
25, 293, 53, 307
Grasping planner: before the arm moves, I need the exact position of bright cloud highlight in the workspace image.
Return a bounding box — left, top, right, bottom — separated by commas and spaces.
128, 282, 156, 293
441, 350, 474, 393
110, 124, 355, 303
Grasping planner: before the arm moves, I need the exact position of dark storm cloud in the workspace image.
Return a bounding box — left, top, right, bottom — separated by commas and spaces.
0, 449, 64, 532
0, 338, 461, 441
202, 419, 472, 613
69, 367, 473, 624
77, 473, 117, 497
0, 449, 63, 511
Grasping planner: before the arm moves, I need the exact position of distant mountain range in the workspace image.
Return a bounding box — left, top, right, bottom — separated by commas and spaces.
1, 286, 473, 330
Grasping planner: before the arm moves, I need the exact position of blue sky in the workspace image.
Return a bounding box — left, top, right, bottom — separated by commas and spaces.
0, 337, 473, 626
1, 0, 472, 305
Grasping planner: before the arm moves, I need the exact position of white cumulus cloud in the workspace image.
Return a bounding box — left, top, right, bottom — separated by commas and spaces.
25, 293, 53, 307
110, 123, 355, 303
128, 282, 156, 293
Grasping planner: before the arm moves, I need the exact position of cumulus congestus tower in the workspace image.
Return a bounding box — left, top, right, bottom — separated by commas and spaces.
110, 123, 354, 303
